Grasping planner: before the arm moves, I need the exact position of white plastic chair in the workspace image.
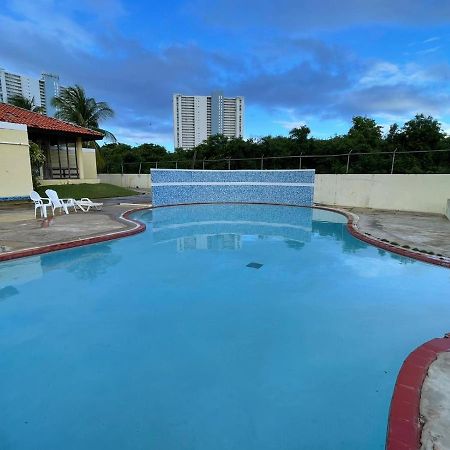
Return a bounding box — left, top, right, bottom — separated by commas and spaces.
30, 191, 51, 218
74, 198, 103, 212
45, 189, 77, 215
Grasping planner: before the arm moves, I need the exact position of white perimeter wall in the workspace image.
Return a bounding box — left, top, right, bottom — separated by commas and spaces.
99, 173, 450, 215
99, 173, 151, 190
315, 174, 450, 215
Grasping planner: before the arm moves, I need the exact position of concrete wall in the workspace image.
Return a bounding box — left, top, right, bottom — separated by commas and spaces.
39, 178, 100, 186
98, 172, 450, 215
81, 148, 98, 180
98, 173, 152, 189
314, 174, 450, 215
0, 122, 33, 200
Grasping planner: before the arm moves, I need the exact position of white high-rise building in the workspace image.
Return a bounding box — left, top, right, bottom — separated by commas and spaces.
0, 68, 61, 116
173, 91, 244, 149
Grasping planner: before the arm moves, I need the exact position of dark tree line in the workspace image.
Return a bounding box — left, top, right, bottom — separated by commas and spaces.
100, 114, 450, 174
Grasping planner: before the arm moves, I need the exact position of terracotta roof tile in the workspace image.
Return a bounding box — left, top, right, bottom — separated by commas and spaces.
0, 103, 104, 139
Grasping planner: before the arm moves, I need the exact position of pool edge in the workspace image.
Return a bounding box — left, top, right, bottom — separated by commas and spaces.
2, 203, 448, 269
385, 334, 450, 450
0, 206, 150, 262
313, 205, 450, 269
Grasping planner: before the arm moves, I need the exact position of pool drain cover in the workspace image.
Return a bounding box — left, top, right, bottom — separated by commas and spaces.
246, 262, 263, 269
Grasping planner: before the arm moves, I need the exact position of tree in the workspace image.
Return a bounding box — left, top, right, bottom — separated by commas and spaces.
385, 123, 401, 148
8, 94, 45, 113
192, 134, 229, 168
52, 85, 116, 170
52, 85, 116, 142
398, 114, 447, 173
347, 116, 383, 152
98, 113, 449, 174
401, 114, 445, 152
289, 126, 310, 142
29, 141, 45, 188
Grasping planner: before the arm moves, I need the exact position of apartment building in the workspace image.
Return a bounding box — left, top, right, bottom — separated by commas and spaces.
173, 91, 244, 149
0, 68, 60, 116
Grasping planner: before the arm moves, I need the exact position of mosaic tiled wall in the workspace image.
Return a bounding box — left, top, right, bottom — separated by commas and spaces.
150, 169, 315, 207
0, 196, 28, 202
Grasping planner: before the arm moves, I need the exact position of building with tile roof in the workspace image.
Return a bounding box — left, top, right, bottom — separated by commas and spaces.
0, 103, 104, 200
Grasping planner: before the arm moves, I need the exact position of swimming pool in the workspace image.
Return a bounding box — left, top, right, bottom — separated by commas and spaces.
1, 204, 449, 449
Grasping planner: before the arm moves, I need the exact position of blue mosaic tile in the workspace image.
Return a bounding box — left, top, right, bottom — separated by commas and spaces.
150, 169, 315, 207
151, 169, 315, 184
0, 196, 29, 202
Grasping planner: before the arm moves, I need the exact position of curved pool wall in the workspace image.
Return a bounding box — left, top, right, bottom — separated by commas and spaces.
1, 204, 450, 450
150, 169, 315, 207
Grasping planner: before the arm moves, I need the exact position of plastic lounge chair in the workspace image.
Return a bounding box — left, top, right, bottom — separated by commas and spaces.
74, 198, 103, 212
45, 189, 77, 215
30, 191, 51, 218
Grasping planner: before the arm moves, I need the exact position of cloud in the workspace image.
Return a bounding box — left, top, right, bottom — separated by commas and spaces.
423, 37, 440, 44
0, 0, 240, 145
338, 85, 450, 117
359, 61, 450, 87
1, 0, 449, 146
4, 0, 97, 50
231, 46, 450, 125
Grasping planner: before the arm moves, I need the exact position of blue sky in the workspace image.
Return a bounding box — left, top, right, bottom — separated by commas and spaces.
1, 0, 450, 149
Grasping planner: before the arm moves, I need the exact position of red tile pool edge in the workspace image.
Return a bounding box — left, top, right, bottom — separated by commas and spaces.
4, 202, 447, 268
385, 335, 450, 450
0, 206, 150, 262
314, 205, 450, 269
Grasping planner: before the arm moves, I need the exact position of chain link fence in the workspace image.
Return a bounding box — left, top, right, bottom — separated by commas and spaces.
103, 148, 450, 174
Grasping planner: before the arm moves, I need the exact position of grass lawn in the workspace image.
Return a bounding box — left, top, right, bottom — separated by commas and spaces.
37, 183, 139, 199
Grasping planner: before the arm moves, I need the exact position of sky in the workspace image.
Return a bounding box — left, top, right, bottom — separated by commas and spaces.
1, 0, 450, 149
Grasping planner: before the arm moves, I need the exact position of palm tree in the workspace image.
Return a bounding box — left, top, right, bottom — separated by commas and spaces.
51, 85, 116, 142
8, 94, 45, 113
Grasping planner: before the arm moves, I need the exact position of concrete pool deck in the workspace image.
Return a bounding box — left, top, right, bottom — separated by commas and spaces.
343, 207, 450, 259
0, 196, 151, 257
386, 335, 450, 450
420, 350, 450, 450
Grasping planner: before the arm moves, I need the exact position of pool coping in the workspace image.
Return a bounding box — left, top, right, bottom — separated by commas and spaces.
2, 202, 448, 268
0, 206, 150, 262
385, 334, 450, 450
313, 205, 450, 269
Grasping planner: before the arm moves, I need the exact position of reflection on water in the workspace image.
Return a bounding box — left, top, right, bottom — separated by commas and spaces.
151, 204, 314, 252
0, 243, 122, 297
0, 286, 19, 301
0, 256, 44, 296
40, 244, 121, 281
377, 248, 416, 266
0, 205, 418, 299
148, 204, 418, 266
177, 234, 242, 251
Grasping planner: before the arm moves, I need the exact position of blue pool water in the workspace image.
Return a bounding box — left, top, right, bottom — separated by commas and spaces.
1, 204, 450, 450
